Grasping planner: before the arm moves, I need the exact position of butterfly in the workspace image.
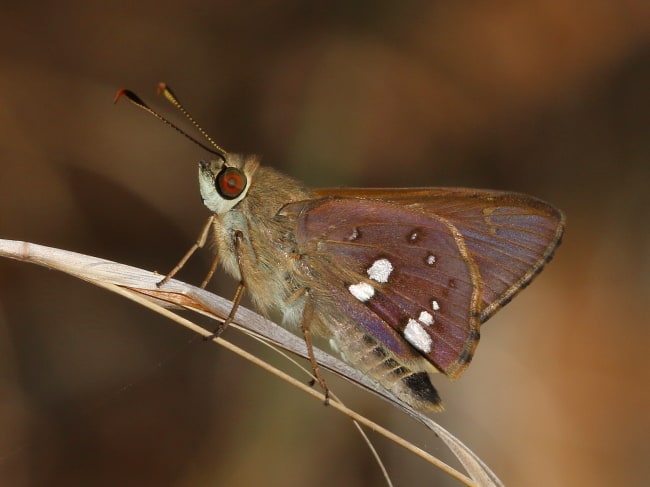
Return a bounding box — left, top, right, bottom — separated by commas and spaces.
116, 84, 565, 413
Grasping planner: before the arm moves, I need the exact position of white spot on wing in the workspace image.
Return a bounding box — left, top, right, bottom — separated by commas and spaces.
432, 300, 440, 311
348, 282, 374, 302
426, 254, 436, 265
418, 310, 433, 325
404, 319, 432, 353
348, 227, 360, 241
367, 258, 393, 283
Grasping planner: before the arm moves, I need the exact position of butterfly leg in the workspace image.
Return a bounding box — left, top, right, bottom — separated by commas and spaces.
299, 298, 330, 405
206, 230, 247, 340
200, 252, 220, 289
157, 214, 216, 287
208, 281, 245, 339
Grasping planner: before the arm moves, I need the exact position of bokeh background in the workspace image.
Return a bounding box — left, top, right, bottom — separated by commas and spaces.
0, 1, 648, 486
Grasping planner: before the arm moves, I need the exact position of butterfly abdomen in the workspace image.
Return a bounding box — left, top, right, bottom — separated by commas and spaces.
327, 318, 443, 412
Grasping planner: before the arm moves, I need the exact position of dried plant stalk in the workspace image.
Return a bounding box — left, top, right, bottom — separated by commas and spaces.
0, 239, 504, 487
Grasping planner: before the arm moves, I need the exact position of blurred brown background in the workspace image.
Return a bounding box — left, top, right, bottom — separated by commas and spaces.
0, 1, 648, 486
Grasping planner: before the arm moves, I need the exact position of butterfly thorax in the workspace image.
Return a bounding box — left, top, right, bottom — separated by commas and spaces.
201, 156, 313, 321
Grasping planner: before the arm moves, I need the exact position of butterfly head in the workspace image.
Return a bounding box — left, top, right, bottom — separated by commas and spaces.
198, 155, 260, 214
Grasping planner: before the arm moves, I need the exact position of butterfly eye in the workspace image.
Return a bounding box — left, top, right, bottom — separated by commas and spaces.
216, 167, 247, 200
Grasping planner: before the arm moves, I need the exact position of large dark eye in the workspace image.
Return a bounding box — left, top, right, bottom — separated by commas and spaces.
215, 167, 247, 200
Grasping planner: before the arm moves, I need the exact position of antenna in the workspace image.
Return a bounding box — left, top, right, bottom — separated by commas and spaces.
114, 85, 227, 161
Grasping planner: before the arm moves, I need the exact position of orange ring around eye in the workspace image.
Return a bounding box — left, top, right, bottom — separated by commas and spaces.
216, 167, 247, 200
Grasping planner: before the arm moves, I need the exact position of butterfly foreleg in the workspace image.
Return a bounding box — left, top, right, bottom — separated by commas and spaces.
207, 230, 247, 339
200, 249, 220, 289
157, 214, 217, 287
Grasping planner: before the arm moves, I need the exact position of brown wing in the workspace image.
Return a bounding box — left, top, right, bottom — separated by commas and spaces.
280, 187, 563, 378
311, 187, 565, 322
